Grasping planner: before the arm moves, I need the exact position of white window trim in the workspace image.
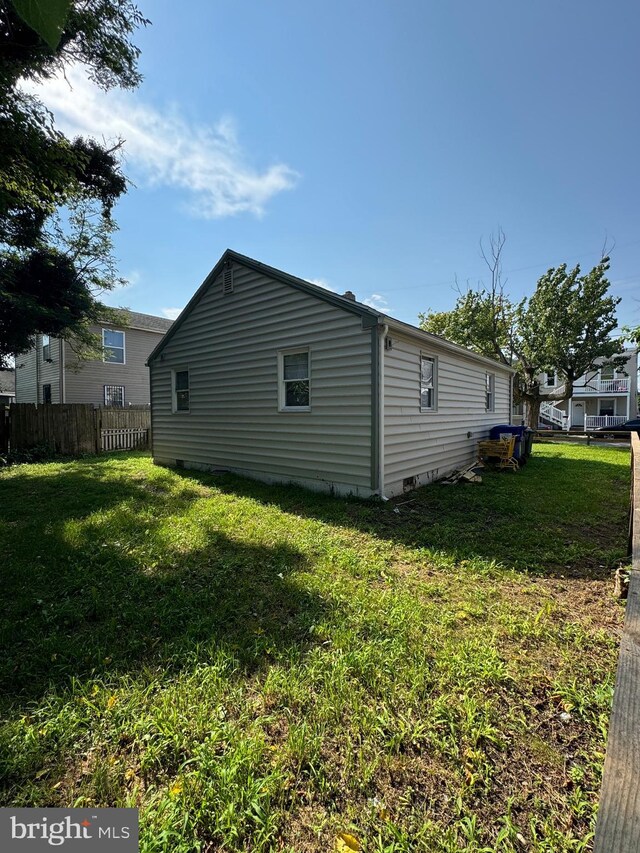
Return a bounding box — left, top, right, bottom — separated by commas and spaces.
278, 348, 311, 412
42, 334, 50, 361
420, 353, 437, 412
172, 368, 190, 413
102, 328, 126, 365
485, 372, 496, 412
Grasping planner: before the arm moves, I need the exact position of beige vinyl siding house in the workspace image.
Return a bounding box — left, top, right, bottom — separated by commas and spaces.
150, 263, 374, 493
383, 331, 511, 495
0, 368, 16, 405
148, 251, 514, 498
15, 312, 173, 407
14, 336, 64, 404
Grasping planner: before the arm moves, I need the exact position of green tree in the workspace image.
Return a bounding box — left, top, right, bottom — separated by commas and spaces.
10, 0, 73, 50
0, 0, 148, 367
419, 232, 626, 428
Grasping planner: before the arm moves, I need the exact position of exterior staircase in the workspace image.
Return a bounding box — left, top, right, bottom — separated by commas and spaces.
539, 402, 567, 428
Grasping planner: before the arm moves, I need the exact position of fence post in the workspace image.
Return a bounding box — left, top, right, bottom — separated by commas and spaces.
94, 407, 102, 454
0, 406, 9, 455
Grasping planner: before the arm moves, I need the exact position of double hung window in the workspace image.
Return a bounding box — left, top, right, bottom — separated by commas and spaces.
103, 329, 125, 364
279, 350, 310, 410
173, 370, 190, 412
420, 355, 436, 411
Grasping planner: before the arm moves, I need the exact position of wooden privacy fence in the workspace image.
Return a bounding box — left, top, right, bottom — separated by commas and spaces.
593, 432, 640, 852
2, 404, 150, 457
0, 407, 9, 455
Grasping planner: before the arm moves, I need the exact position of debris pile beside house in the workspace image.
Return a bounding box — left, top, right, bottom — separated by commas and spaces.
440, 462, 484, 485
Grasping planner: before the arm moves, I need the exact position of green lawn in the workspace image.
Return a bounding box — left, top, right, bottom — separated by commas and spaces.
0, 443, 631, 852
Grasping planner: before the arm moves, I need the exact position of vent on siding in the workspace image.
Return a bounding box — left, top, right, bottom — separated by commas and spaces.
223, 268, 234, 294
384, 337, 393, 350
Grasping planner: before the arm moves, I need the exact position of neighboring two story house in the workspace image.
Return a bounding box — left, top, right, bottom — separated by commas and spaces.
538, 349, 638, 429
0, 368, 16, 405
14, 310, 173, 407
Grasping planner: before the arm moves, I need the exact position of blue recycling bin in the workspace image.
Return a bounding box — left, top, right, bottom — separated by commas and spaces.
490, 424, 525, 461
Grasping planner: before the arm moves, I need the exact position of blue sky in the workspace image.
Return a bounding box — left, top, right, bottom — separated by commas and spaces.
32, 0, 640, 329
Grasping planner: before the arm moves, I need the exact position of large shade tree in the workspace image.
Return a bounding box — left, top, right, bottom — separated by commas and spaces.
419, 232, 626, 428
0, 0, 148, 367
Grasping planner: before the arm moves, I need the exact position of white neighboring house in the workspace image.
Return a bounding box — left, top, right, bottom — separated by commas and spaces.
537, 349, 638, 429
147, 250, 515, 498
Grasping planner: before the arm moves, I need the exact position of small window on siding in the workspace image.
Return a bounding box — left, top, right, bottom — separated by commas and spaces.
223, 267, 234, 294
104, 385, 125, 407
42, 383, 52, 404
485, 372, 495, 412
103, 329, 125, 364
420, 355, 436, 411
279, 349, 310, 410
42, 334, 50, 361
173, 369, 190, 412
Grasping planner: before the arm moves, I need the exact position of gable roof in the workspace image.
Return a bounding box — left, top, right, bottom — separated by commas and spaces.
104, 309, 174, 334
147, 249, 514, 373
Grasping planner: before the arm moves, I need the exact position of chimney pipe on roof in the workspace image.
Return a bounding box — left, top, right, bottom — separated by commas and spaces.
342, 290, 356, 301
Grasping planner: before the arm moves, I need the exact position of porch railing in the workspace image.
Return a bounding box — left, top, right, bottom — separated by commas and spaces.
540, 402, 567, 427
574, 378, 630, 394
584, 415, 628, 430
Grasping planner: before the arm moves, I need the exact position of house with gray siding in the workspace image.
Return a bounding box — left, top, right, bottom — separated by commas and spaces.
15, 311, 173, 407
148, 250, 514, 498
0, 368, 15, 405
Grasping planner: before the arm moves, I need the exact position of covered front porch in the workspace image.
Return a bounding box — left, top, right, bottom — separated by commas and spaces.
570, 396, 629, 429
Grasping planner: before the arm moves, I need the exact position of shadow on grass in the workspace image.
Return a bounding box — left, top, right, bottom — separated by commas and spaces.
0, 446, 629, 707
0, 463, 326, 708
174, 447, 630, 581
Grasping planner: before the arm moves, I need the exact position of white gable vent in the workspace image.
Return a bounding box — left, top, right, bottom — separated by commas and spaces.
223, 267, 234, 294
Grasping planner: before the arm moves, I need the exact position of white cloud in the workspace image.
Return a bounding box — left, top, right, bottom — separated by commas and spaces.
161, 307, 183, 321
22, 68, 298, 219
363, 293, 393, 313
307, 277, 336, 292
99, 271, 140, 307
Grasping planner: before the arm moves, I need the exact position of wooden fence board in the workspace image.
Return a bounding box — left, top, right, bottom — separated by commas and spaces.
101, 427, 148, 452
593, 432, 640, 852
7, 404, 150, 457
0, 407, 8, 455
